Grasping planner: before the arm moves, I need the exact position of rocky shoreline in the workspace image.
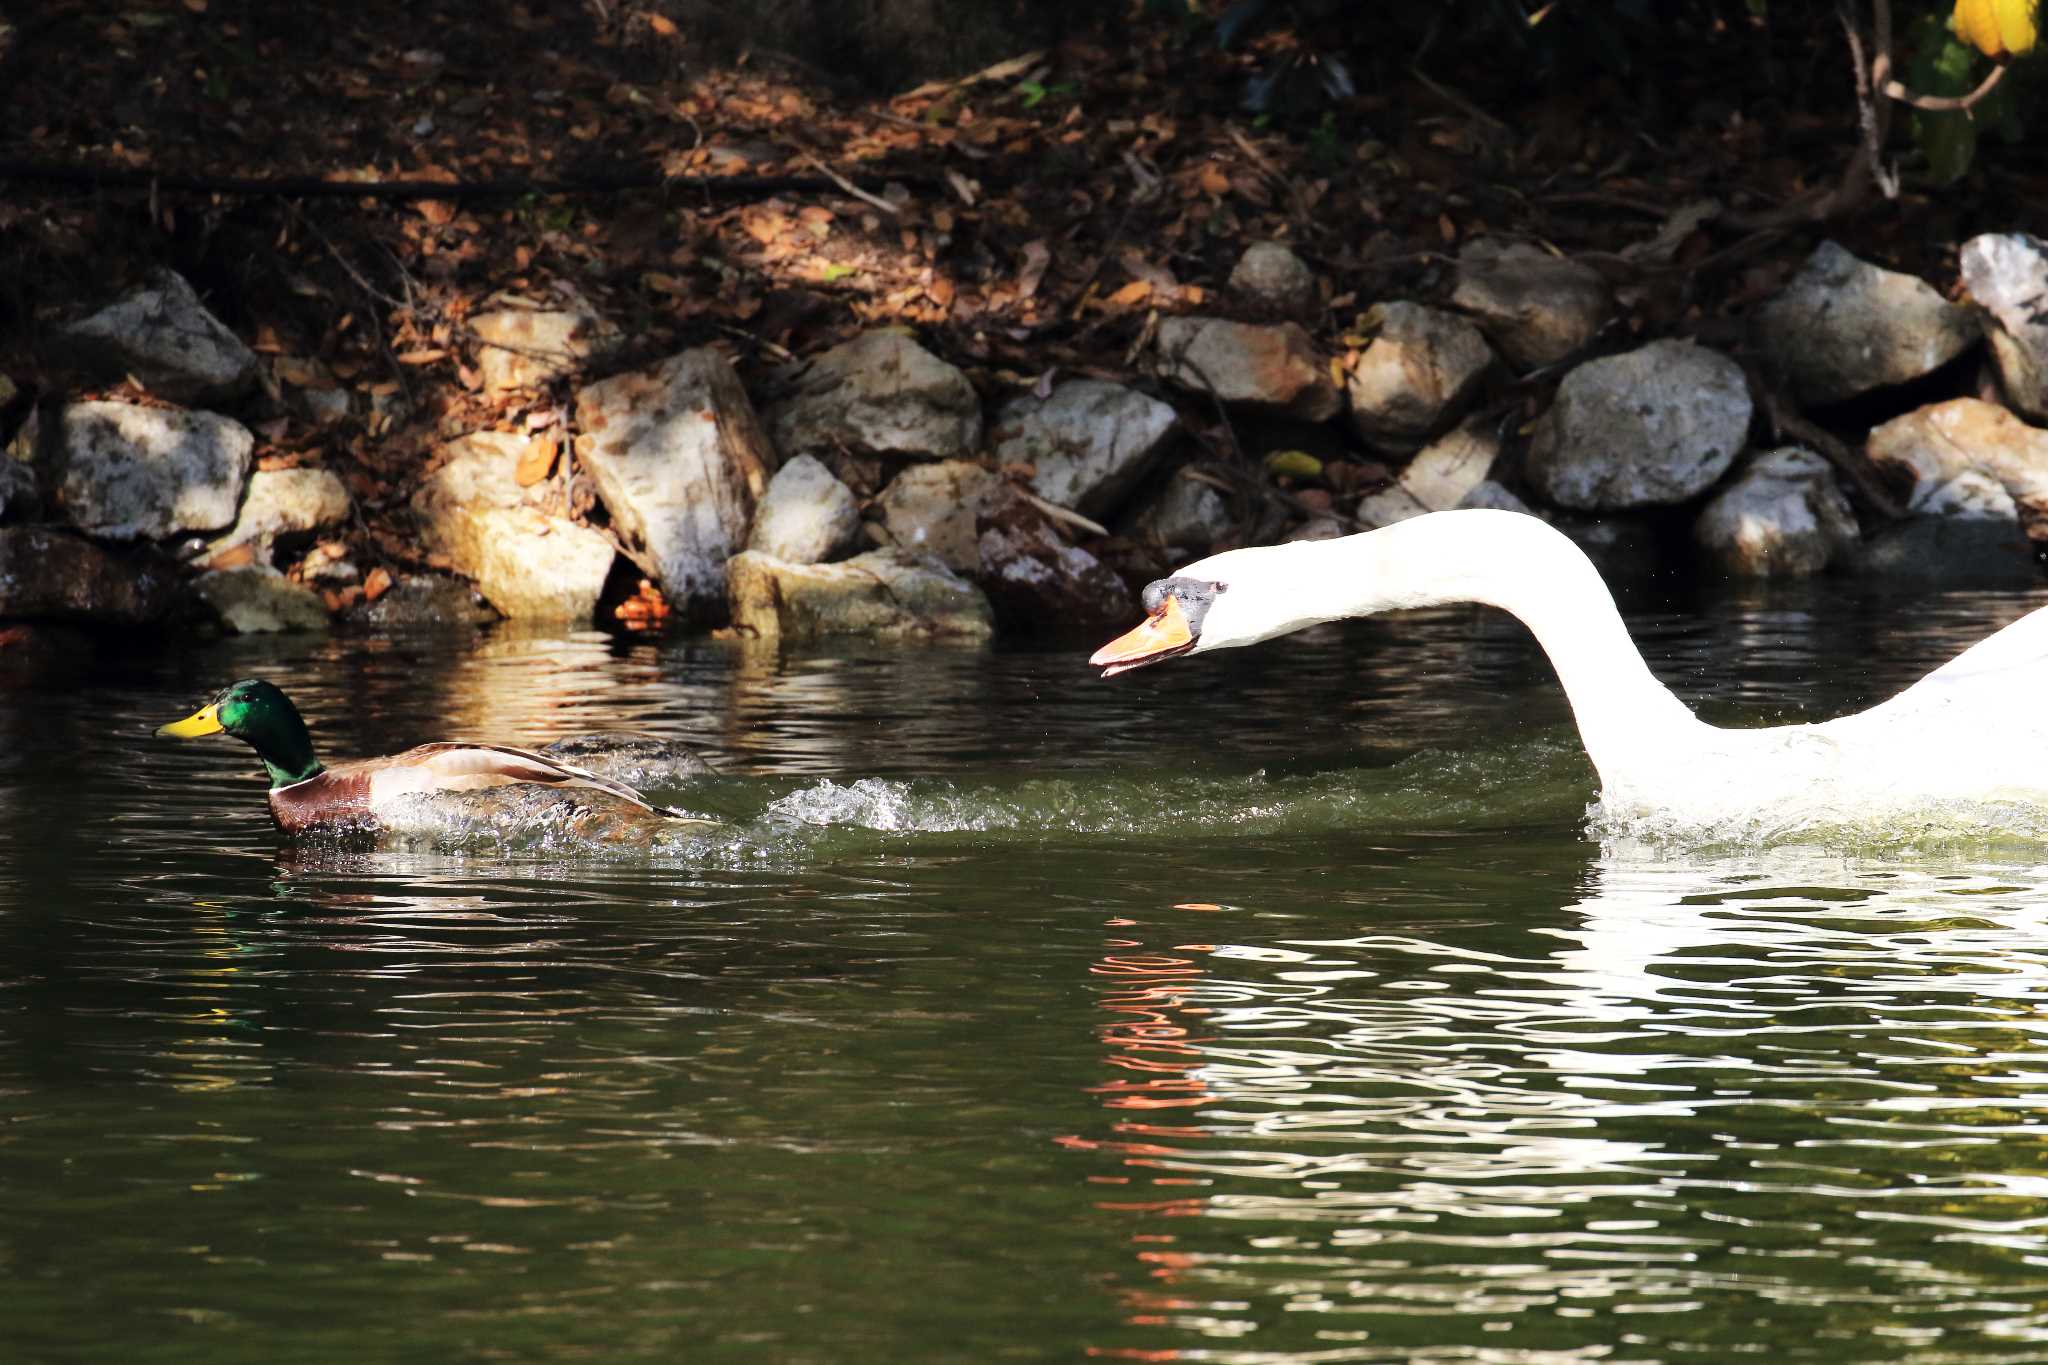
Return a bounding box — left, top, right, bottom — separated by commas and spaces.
6, 230, 2048, 643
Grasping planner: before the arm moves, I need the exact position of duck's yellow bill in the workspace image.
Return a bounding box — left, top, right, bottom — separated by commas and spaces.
1091, 595, 1194, 678
157, 703, 224, 738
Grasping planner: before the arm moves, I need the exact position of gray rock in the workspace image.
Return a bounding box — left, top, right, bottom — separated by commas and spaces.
1155, 317, 1340, 420
875, 460, 996, 573
1849, 517, 2044, 584
974, 486, 1134, 633
1866, 398, 2048, 521
0, 457, 37, 523
54, 401, 254, 540
348, 574, 498, 629
472, 307, 618, 397
412, 431, 617, 621
191, 565, 330, 633
0, 527, 176, 623
1458, 480, 1533, 515
1693, 447, 1859, 577
1346, 302, 1494, 451
208, 467, 353, 557
1283, 515, 1350, 543
993, 379, 1179, 519
1450, 240, 1611, 371
1401, 417, 1500, 510
55, 269, 260, 404
299, 387, 352, 426
1960, 232, 2048, 421
573, 347, 775, 614
1227, 241, 1320, 319
727, 549, 994, 642
766, 332, 981, 462
746, 453, 861, 564
1753, 241, 1976, 407
1526, 340, 1752, 510
1130, 470, 1233, 551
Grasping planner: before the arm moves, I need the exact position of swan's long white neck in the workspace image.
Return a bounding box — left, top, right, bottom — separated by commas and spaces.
1188, 511, 1709, 795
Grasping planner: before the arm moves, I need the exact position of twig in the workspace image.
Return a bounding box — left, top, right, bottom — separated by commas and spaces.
796, 152, 899, 217
1018, 489, 1109, 538
1881, 61, 2009, 112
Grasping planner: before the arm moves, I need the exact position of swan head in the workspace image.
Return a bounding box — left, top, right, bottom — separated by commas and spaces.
1091, 542, 1325, 677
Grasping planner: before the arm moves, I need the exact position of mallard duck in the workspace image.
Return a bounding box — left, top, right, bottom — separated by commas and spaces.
1091, 508, 2048, 828
157, 678, 714, 834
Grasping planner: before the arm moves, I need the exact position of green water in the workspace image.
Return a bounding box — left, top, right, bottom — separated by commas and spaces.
8, 585, 2048, 1363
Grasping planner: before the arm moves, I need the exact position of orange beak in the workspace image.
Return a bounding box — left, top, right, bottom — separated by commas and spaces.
1091, 595, 1196, 678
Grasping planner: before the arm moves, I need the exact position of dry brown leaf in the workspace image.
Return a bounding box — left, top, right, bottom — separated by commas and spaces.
1199, 164, 1232, 196
515, 435, 559, 487
416, 199, 456, 226
1107, 280, 1152, 307
363, 566, 393, 603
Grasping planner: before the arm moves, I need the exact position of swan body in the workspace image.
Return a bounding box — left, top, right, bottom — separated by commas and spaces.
1092, 509, 2048, 829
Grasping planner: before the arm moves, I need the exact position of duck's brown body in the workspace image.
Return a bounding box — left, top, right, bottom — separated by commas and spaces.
267, 767, 374, 834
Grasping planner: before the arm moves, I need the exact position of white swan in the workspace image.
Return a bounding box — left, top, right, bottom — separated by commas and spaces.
1091, 508, 2048, 830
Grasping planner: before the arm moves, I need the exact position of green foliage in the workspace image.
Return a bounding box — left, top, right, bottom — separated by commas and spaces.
1905, 10, 2025, 184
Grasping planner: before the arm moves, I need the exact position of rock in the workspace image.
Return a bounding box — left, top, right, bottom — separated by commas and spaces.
746, 453, 861, 564
1850, 517, 2044, 584
1960, 233, 2048, 421
296, 542, 359, 584
1753, 241, 1976, 407
1155, 317, 1341, 420
412, 431, 616, 621
974, 486, 1134, 633
766, 331, 982, 462
1693, 447, 1859, 576
190, 565, 329, 633
726, 549, 994, 642
992, 379, 1180, 519
347, 574, 498, 629
207, 467, 352, 558
1346, 302, 1494, 451
0, 457, 37, 523
299, 386, 352, 426
1400, 418, 1500, 510
53, 401, 254, 540
874, 460, 996, 573
0, 527, 176, 623
471, 306, 618, 397
1459, 480, 1533, 515
1227, 241, 1320, 318
1284, 515, 1350, 543
55, 269, 260, 404
1526, 339, 1752, 510
1130, 470, 1234, 551
1450, 240, 1611, 371
573, 347, 775, 615
1866, 399, 2048, 541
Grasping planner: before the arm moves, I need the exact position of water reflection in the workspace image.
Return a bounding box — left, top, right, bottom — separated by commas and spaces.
1078, 848, 2048, 1360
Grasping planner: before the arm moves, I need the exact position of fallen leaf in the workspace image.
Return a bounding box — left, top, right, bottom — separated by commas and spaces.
515, 434, 558, 486
363, 566, 393, 602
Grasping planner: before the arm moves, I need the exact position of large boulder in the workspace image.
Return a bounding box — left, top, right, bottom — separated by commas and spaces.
1450, 240, 1611, 371
1526, 340, 1752, 510
766, 332, 982, 462
1961, 232, 2048, 421
1866, 399, 2048, 550
1753, 241, 1976, 407
1346, 302, 1494, 452
745, 453, 861, 564
190, 565, 329, 633
991, 379, 1179, 518
53, 401, 254, 540
573, 347, 775, 615
875, 460, 996, 572
412, 431, 617, 621
471, 306, 618, 397
727, 549, 994, 642
1155, 317, 1340, 420
206, 467, 352, 559
0, 527, 177, 623
55, 269, 260, 404
1693, 447, 1860, 577
974, 486, 1134, 633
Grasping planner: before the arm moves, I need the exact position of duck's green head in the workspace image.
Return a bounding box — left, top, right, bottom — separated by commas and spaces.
157, 679, 324, 787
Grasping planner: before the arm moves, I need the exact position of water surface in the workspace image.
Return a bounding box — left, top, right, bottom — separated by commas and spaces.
5, 581, 2048, 1362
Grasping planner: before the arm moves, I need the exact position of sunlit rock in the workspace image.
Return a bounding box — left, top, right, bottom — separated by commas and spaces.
1753, 241, 1975, 407
53, 400, 254, 540
1450, 240, 1610, 372
1127, 469, 1233, 551
0, 526, 176, 623
1866, 399, 2048, 555
1527, 339, 1751, 510
875, 459, 996, 573
1154, 317, 1340, 421
55, 268, 259, 404
765, 331, 982, 462
727, 549, 994, 642
471, 305, 618, 397
206, 467, 352, 560
1693, 447, 1859, 577
1346, 302, 1494, 452
746, 453, 861, 564
993, 379, 1179, 520
412, 431, 616, 621
1227, 241, 1320, 319
1961, 232, 2048, 421
190, 564, 329, 633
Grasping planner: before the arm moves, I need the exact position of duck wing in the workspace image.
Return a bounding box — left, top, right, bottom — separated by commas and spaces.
347, 743, 717, 823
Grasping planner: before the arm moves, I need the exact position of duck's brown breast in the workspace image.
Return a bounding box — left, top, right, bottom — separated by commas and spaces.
266, 769, 375, 834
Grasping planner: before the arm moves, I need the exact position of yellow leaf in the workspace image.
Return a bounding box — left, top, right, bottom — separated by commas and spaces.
1106, 280, 1152, 306
515, 435, 558, 487
1263, 450, 1323, 480
1956, 0, 2038, 58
